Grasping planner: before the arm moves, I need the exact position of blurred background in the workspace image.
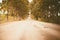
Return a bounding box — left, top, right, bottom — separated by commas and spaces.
0, 0, 60, 24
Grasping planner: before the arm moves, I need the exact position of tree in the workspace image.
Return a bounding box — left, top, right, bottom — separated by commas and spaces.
7, 0, 29, 20
31, 0, 60, 24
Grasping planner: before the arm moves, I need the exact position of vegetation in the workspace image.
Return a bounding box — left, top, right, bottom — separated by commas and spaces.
0, 0, 29, 23
31, 0, 60, 24
0, 0, 60, 24
7, 0, 29, 19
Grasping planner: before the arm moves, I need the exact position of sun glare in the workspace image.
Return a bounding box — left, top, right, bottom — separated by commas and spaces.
28, 0, 32, 3
0, 0, 2, 3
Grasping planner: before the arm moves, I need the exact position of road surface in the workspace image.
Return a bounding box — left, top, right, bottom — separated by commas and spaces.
0, 19, 60, 40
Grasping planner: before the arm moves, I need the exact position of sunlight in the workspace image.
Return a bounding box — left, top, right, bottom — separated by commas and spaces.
0, 9, 8, 14
28, 0, 33, 3
0, 0, 2, 3
0, 0, 60, 40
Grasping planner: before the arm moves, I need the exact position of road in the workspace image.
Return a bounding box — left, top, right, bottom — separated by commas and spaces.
0, 19, 60, 40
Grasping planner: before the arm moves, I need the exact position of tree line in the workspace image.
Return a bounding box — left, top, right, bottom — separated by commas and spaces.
0, 0, 29, 20
0, 0, 60, 24
31, 0, 60, 24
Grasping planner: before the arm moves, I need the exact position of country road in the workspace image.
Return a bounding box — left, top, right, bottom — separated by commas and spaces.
0, 19, 60, 40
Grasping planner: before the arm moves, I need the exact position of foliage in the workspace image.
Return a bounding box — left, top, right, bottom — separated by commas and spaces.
7, 0, 29, 19
31, 0, 60, 24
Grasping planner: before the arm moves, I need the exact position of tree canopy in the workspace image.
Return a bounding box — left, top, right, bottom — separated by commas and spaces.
7, 0, 29, 19
31, 0, 60, 24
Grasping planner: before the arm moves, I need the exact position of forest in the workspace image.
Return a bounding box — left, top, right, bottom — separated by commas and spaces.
0, 0, 60, 24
